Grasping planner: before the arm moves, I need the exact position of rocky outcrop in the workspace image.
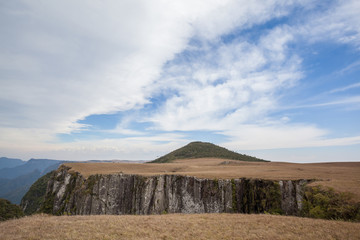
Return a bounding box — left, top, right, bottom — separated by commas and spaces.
41, 165, 309, 216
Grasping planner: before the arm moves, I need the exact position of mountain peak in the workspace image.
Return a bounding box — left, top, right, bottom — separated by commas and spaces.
150, 141, 267, 163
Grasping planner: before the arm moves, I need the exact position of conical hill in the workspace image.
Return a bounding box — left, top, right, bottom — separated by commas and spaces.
150, 141, 268, 163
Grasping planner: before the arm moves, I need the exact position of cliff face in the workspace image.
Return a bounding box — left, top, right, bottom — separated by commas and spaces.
41, 166, 308, 216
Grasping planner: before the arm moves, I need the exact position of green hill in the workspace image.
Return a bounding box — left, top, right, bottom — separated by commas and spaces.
150, 141, 268, 163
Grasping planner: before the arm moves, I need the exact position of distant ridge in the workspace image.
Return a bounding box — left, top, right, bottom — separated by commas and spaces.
150, 141, 268, 163
0, 157, 24, 169
0, 158, 63, 204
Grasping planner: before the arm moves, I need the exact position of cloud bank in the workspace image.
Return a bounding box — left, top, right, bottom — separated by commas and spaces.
0, 0, 359, 161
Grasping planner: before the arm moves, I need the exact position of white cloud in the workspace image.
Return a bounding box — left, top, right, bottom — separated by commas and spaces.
297, 0, 360, 48
148, 25, 302, 132
190, 0, 311, 40
0, 0, 305, 136
1, 0, 198, 133
0, 130, 187, 160
1, 0, 359, 161
222, 124, 360, 150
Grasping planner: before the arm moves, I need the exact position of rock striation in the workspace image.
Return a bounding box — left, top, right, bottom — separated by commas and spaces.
41, 165, 309, 216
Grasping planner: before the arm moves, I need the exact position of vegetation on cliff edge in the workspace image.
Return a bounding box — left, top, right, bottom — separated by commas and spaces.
301, 185, 360, 221
20, 171, 54, 215
0, 198, 24, 221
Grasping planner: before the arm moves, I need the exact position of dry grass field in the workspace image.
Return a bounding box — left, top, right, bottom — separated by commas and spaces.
1, 213, 359, 240
65, 158, 360, 199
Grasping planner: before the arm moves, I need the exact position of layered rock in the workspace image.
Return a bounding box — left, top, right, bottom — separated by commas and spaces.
41, 165, 309, 216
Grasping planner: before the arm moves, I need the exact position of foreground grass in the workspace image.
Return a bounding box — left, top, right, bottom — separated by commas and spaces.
1, 214, 359, 240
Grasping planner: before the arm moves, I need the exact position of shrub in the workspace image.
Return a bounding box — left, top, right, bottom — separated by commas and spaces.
0, 198, 24, 221
301, 186, 360, 221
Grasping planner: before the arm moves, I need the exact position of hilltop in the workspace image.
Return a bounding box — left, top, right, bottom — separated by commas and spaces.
150, 141, 267, 163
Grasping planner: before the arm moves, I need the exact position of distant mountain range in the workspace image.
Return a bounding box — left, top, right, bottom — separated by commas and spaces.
0, 158, 64, 204
0, 157, 25, 169
0, 158, 148, 204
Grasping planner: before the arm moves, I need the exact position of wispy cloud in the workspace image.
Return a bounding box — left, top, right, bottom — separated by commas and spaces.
283, 96, 360, 109
296, 0, 360, 48
329, 83, 360, 93
335, 60, 360, 75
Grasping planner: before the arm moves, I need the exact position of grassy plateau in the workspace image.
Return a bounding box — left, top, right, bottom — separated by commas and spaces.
65, 158, 360, 199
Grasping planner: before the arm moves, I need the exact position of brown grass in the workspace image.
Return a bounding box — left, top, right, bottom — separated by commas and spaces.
1, 213, 359, 240
65, 158, 360, 199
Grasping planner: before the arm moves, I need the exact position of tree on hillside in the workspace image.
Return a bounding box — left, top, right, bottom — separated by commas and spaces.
0, 198, 24, 221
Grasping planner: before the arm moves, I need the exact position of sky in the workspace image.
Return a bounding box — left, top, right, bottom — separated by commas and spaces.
0, 0, 360, 163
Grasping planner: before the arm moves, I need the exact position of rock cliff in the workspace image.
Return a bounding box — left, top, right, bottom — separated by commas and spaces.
41, 165, 309, 216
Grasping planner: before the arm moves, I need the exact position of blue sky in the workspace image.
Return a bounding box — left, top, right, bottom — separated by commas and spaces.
0, 0, 359, 162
